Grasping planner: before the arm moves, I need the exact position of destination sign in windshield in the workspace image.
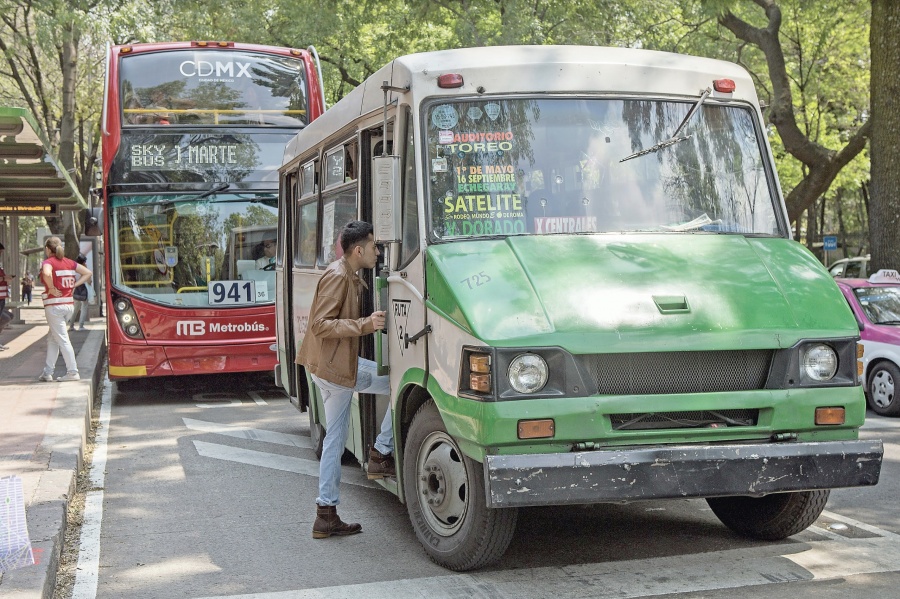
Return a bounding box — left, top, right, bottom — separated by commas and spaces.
112, 131, 295, 185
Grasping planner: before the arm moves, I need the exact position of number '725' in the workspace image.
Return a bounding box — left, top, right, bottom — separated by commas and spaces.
460, 271, 491, 290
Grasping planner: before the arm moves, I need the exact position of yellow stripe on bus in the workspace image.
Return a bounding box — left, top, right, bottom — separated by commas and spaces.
109, 365, 148, 377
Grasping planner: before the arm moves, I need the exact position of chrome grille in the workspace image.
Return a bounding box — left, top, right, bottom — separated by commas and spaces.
581, 350, 773, 395
610, 409, 759, 430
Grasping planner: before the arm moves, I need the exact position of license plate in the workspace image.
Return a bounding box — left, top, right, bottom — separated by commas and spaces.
208, 280, 257, 306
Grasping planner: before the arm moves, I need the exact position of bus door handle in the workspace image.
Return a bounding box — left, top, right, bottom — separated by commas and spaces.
404, 325, 432, 349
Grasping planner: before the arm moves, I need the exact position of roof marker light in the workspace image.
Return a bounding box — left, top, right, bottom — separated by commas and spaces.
438, 73, 464, 88
713, 78, 736, 93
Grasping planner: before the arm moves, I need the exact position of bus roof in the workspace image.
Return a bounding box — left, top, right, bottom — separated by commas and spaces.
283, 45, 759, 167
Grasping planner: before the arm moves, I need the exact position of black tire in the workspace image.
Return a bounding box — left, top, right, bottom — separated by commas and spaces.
403, 400, 518, 571
707, 490, 829, 540
867, 361, 900, 416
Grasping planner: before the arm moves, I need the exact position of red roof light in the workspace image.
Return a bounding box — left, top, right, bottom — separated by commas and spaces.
713, 78, 736, 93
438, 73, 464, 88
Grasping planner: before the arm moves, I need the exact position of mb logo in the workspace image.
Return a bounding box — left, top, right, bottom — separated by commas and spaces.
176, 320, 206, 336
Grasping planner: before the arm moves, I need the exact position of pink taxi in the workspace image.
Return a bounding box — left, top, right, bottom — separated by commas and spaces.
836, 269, 900, 416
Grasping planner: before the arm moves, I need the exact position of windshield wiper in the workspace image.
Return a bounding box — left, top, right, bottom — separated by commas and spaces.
876, 320, 900, 325
190, 182, 231, 201
620, 87, 711, 163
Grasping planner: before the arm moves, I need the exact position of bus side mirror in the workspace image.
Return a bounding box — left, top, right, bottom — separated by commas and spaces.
372, 155, 401, 245
83, 207, 103, 237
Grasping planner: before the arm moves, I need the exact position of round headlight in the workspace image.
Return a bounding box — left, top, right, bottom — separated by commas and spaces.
121, 313, 132, 324
126, 324, 140, 336
508, 354, 549, 394
802, 344, 838, 381
114, 299, 129, 313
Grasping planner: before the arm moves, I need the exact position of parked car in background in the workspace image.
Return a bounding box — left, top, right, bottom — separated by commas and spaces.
829, 255, 870, 278
836, 269, 900, 415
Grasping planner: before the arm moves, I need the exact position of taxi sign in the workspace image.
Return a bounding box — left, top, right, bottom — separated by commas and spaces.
868, 269, 900, 284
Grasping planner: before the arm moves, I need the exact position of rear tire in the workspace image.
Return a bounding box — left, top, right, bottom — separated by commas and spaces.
867, 361, 900, 416
403, 400, 518, 571
707, 490, 829, 540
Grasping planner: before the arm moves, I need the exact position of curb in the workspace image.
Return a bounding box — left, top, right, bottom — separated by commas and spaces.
0, 328, 107, 599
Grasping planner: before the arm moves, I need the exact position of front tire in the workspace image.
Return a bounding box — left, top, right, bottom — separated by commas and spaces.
707, 490, 829, 540
867, 361, 900, 416
403, 400, 518, 571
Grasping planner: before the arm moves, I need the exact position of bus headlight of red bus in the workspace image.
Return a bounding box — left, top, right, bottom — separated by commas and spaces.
112, 294, 144, 339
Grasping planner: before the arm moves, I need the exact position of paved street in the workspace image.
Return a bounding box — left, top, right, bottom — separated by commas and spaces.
63, 372, 900, 599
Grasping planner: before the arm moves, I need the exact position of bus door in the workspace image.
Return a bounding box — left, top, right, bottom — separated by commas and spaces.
374, 109, 428, 482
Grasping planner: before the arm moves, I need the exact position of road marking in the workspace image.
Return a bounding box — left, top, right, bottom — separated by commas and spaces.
183, 418, 312, 449
192, 441, 375, 488
72, 382, 113, 599
861, 416, 900, 431
192, 511, 900, 599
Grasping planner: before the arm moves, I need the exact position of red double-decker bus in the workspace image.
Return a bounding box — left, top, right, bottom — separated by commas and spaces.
100, 41, 325, 380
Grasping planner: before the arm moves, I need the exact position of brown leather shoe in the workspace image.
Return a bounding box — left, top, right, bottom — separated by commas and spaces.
312, 505, 362, 539
367, 448, 396, 479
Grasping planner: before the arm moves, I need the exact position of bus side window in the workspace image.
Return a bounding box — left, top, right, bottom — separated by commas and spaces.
319, 139, 359, 265
296, 160, 318, 267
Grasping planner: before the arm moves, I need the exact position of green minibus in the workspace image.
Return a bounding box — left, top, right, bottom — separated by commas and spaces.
274, 45, 882, 571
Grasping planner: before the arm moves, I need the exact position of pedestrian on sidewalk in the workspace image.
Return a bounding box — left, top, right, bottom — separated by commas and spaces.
295, 220, 395, 539
0, 242, 16, 350
69, 254, 91, 331
21, 273, 34, 305
38, 237, 92, 381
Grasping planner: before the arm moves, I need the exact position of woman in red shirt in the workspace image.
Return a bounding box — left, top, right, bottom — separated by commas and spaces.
39, 236, 92, 381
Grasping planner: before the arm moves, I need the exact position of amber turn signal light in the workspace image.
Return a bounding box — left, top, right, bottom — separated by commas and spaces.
815, 407, 845, 426
470, 373, 491, 393
518, 419, 555, 439
470, 353, 491, 373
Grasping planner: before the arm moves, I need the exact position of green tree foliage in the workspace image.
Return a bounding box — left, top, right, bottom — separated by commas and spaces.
1, 0, 887, 259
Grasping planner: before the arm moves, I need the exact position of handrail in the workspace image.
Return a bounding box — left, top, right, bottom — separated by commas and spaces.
307, 45, 327, 111
102, 42, 110, 136
387, 275, 424, 304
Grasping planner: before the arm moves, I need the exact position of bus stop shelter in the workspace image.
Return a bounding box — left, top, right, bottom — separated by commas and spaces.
0, 106, 87, 321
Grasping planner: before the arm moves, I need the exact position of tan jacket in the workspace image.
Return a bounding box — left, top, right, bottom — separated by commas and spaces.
295, 257, 376, 388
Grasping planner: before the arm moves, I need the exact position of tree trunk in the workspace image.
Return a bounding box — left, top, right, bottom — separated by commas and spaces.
836, 189, 847, 260
869, 0, 900, 272
59, 18, 80, 258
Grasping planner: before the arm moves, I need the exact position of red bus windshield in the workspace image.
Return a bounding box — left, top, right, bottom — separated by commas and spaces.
102, 43, 323, 378
120, 49, 309, 127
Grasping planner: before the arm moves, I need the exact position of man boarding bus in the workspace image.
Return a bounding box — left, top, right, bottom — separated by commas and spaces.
274, 46, 882, 570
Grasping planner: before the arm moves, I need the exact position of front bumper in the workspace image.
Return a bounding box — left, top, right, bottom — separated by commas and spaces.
484, 439, 883, 508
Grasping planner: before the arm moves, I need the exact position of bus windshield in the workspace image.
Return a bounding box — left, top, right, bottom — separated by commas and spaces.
120, 49, 308, 127
109, 193, 278, 307
426, 98, 781, 240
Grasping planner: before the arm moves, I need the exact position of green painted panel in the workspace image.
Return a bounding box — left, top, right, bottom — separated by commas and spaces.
426, 235, 857, 352
423, 375, 864, 455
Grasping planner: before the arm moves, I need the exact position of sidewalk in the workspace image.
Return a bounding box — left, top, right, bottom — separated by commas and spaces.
0, 296, 107, 598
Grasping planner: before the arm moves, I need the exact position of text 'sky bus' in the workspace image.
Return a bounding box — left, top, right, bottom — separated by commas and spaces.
274, 46, 882, 570
100, 41, 325, 380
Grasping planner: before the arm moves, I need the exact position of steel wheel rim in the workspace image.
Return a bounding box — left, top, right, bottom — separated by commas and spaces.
872, 369, 895, 408
414, 430, 469, 536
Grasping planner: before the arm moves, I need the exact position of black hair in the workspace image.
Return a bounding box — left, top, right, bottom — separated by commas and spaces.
76, 254, 87, 265
339, 220, 373, 253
